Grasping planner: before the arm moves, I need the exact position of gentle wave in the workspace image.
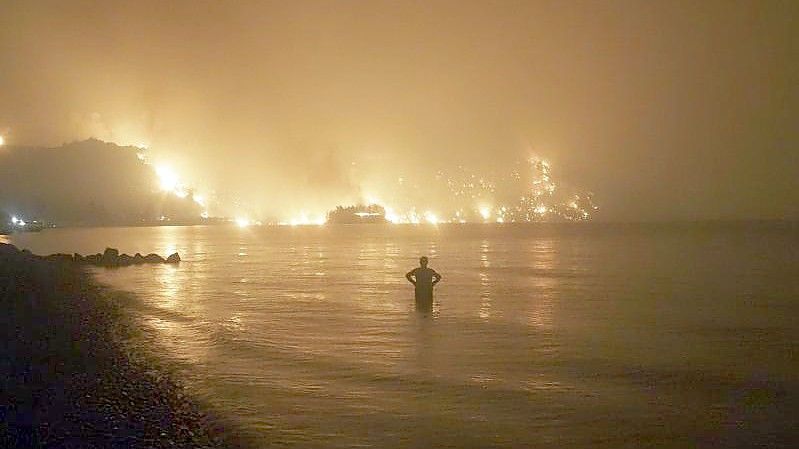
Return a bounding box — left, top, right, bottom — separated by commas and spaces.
10, 223, 799, 448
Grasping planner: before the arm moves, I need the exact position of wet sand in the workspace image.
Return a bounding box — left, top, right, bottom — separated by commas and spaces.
0, 242, 250, 448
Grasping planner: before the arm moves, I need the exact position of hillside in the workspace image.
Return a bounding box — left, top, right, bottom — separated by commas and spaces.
0, 139, 202, 226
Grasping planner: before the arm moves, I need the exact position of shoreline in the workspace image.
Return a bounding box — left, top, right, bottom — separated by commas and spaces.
0, 243, 253, 448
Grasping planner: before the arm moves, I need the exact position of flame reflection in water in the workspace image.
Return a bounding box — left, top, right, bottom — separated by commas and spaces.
8, 223, 797, 449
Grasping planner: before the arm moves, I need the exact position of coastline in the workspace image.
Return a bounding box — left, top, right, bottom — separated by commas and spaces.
0, 243, 252, 448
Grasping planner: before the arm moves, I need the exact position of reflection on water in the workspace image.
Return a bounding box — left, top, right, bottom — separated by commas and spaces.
8, 223, 799, 448
154, 265, 180, 309
528, 239, 557, 330
479, 239, 492, 320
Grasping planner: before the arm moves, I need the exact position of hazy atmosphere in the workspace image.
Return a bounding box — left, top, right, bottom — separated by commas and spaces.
1, 0, 797, 221
2, 2, 799, 448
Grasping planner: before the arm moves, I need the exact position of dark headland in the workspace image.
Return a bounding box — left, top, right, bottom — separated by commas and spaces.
0, 242, 251, 448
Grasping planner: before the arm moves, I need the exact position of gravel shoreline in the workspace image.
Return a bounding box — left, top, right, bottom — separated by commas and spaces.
0, 242, 253, 448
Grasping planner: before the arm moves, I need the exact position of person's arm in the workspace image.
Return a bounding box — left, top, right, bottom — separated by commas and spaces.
405, 269, 416, 285
432, 270, 442, 286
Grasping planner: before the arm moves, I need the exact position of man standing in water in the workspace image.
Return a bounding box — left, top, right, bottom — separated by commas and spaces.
406, 256, 442, 311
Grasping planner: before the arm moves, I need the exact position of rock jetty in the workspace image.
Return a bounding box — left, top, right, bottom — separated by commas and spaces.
42, 247, 180, 267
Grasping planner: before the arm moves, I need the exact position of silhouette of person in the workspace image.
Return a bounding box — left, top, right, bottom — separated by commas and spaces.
406, 256, 442, 311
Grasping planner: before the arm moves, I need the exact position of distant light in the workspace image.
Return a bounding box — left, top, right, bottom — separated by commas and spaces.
424, 211, 439, 225
193, 194, 206, 207
0, 135, 4, 146
235, 217, 251, 228
11, 215, 28, 226
479, 206, 491, 220
155, 165, 179, 192
200, 210, 209, 219
285, 212, 327, 226
534, 205, 548, 215
384, 207, 400, 224
496, 217, 504, 223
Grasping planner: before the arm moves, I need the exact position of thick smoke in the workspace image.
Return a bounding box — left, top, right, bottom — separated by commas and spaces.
1, 1, 796, 221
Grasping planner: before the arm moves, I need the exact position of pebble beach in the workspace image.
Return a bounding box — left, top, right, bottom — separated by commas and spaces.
0, 242, 250, 448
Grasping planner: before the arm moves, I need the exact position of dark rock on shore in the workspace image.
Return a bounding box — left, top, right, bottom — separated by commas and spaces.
0, 242, 250, 448
0, 243, 17, 257
144, 253, 165, 263
102, 247, 120, 265
44, 253, 73, 263
30, 247, 180, 267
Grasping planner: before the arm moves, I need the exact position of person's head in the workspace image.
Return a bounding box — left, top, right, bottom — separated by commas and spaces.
419, 256, 429, 267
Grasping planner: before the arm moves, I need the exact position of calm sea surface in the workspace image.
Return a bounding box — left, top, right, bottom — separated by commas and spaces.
8, 223, 799, 448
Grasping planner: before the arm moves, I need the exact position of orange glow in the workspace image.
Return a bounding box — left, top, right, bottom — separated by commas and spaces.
156, 165, 179, 192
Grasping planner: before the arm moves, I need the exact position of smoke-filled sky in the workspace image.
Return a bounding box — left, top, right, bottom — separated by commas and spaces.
1, 0, 796, 221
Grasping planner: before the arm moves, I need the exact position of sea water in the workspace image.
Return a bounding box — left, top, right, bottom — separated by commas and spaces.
8, 223, 799, 448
